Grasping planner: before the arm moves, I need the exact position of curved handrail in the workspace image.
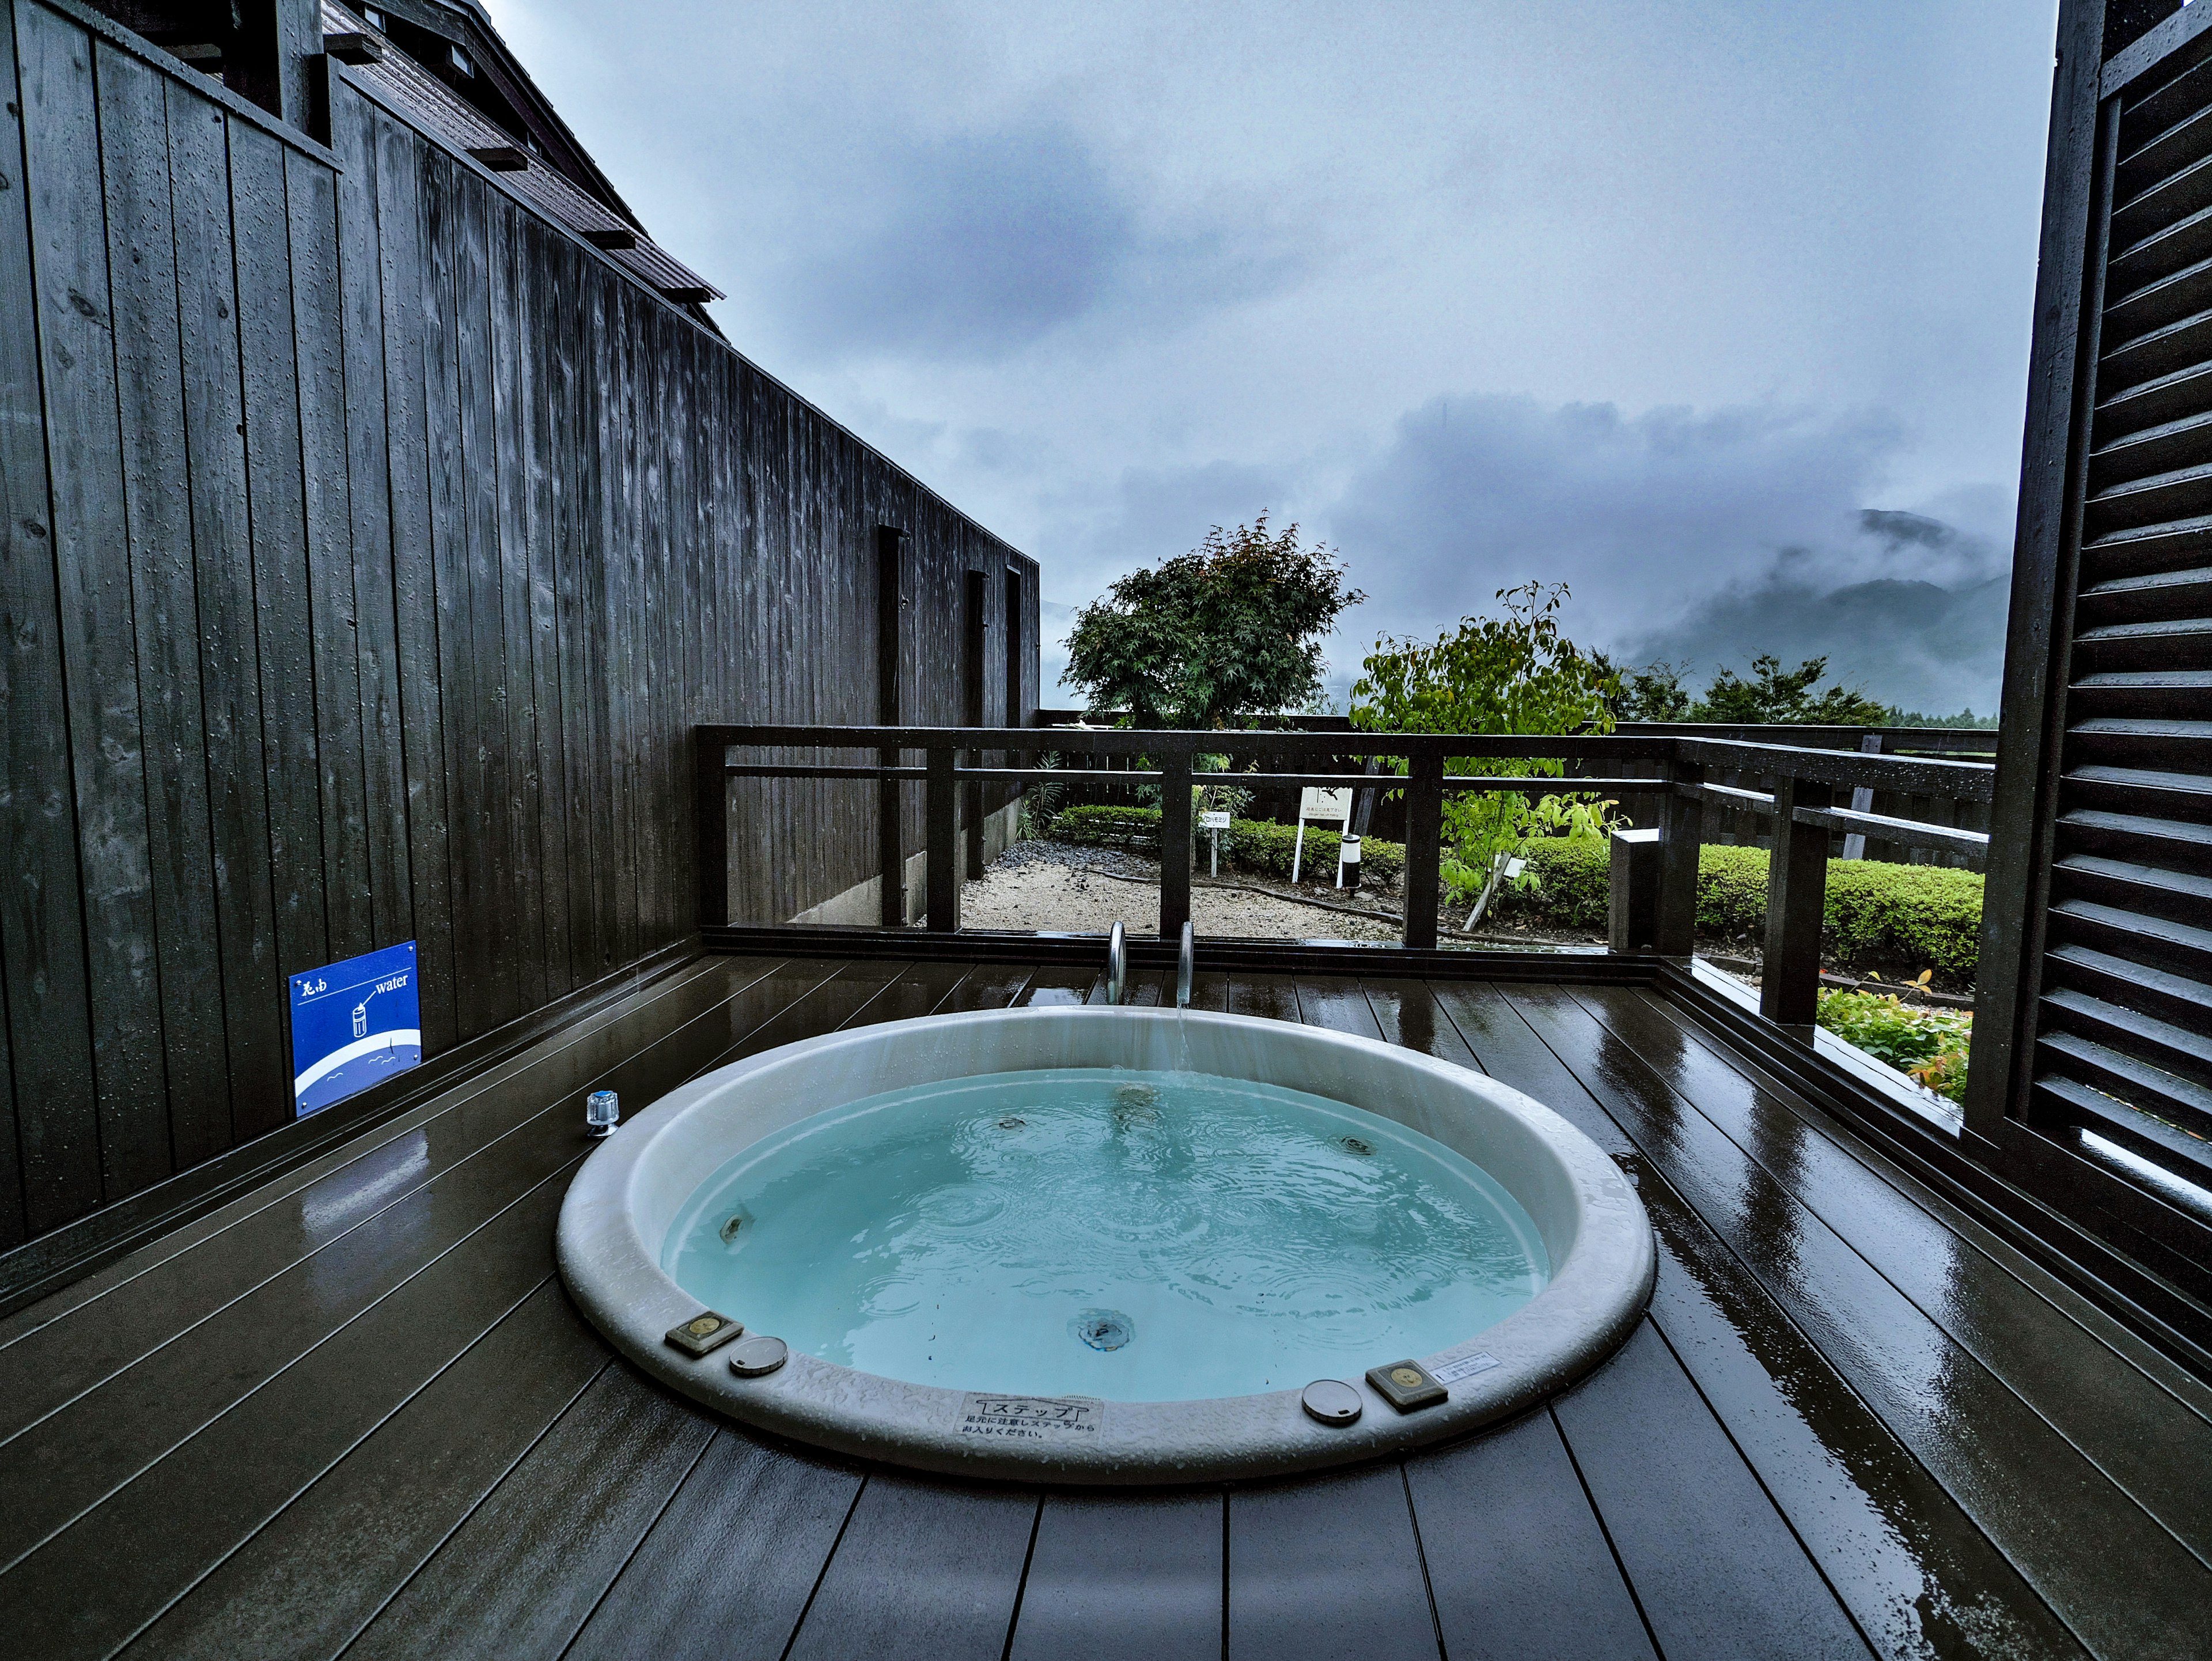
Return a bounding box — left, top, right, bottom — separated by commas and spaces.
1106, 921, 1127, 1006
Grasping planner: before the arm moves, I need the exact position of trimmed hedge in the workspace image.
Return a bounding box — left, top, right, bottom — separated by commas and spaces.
1052, 805, 1407, 886
1498, 838, 1983, 979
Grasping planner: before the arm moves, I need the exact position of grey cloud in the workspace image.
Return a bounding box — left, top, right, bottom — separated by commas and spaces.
1322, 395, 1914, 650
767, 114, 1308, 362
1620, 570, 2009, 716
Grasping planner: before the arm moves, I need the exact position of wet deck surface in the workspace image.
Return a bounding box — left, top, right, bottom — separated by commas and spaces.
2, 953, 2208, 1660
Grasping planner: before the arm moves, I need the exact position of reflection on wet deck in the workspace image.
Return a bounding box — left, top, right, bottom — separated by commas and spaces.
0, 954, 2204, 1659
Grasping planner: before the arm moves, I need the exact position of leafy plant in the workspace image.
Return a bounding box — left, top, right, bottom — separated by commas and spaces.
1816, 987, 1972, 1102
1351, 582, 1618, 870
1062, 516, 1363, 728
1018, 754, 1067, 840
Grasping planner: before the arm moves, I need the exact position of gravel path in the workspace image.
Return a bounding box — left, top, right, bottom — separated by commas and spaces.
959, 841, 1402, 941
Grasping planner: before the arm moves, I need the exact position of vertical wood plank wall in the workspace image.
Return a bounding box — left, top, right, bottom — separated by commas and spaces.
0, 0, 1039, 1247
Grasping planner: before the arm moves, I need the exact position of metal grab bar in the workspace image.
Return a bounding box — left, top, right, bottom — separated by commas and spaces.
1106, 921, 1127, 1006
1177, 921, 1194, 1009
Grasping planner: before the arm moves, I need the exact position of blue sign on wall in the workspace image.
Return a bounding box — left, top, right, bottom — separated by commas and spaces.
290, 941, 422, 1117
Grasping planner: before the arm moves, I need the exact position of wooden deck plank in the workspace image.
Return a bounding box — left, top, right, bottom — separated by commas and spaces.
1290, 974, 1385, 1040
0, 963, 813, 1528
0, 956, 733, 1349
1550, 1323, 1873, 1659
1639, 1146, 2089, 1660
342, 1364, 717, 1661
1225, 1464, 1437, 1661
1403, 1410, 1656, 1661
1570, 985, 2212, 1506
782, 1473, 1039, 1661
1007, 1490, 1224, 1661
1016, 964, 1104, 1007
115, 1281, 609, 1661
1426, 981, 2082, 1661
835, 957, 974, 1028
1503, 982, 2212, 1659
1350, 979, 1480, 1068
1226, 971, 1301, 1022
1631, 986, 2212, 1425
0, 958, 772, 1438
564, 1432, 864, 1661
934, 963, 1036, 1013
0, 1171, 575, 1660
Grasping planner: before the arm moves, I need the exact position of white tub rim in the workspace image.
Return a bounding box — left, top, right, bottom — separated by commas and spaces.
556, 1004, 1654, 1483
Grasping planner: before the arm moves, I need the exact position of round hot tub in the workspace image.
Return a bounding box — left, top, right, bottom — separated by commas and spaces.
556, 1005, 1653, 1482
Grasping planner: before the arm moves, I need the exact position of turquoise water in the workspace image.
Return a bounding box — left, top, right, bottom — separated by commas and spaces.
662, 1068, 1549, 1401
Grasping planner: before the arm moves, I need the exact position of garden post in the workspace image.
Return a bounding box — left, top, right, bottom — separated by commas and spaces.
1402, 748, 1445, 950
1160, 746, 1194, 941
1761, 774, 1834, 1031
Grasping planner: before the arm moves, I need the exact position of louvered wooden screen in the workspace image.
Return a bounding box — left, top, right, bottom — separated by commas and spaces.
2018, 17, 2212, 1189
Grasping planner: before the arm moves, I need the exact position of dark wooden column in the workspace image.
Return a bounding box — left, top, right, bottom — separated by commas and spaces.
1656, 760, 1704, 958
926, 741, 959, 932
1400, 749, 1444, 950
963, 570, 988, 880
877, 529, 906, 926
1760, 776, 1833, 1031
695, 733, 728, 927
1160, 748, 1193, 941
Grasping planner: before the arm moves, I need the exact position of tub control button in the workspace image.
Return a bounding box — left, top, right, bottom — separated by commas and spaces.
664, 1311, 744, 1357
1301, 1379, 1362, 1426
729, 1334, 790, 1378
1365, 1359, 1447, 1412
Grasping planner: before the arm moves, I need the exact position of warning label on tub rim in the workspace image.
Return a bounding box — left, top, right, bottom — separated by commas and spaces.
956, 1393, 1104, 1440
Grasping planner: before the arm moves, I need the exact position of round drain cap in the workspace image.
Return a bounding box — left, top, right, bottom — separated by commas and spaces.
728, 1334, 789, 1378
1301, 1379, 1362, 1426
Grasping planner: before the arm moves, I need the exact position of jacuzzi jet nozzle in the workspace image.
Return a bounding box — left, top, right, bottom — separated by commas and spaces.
1073, 1308, 1134, 1351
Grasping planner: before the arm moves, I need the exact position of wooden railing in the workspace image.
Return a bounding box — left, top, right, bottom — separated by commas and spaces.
696, 724, 1995, 1032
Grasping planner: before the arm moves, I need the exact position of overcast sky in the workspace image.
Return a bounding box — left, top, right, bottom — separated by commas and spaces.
488, 0, 2061, 714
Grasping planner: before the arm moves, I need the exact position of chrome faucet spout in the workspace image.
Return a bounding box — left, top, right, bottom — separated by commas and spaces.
1106, 921, 1128, 1006
1177, 921, 1194, 1009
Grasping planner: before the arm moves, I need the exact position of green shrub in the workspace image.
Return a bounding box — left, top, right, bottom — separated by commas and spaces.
1816, 990, 1972, 1102
1051, 805, 1406, 886
1823, 862, 1985, 978
1497, 841, 1984, 980
1506, 839, 1610, 930
1696, 845, 1772, 938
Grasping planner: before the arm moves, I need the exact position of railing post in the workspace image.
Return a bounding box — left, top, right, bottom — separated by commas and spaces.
1160, 746, 1193, 941
1760, 774, 1833, 1031
1608, 828, 1662, 952
1402, 747, 1444, 950
695, 731, 729, 927
878, 740, 905, 927
1656, 759, 1704, 957
927, 741, 960, 932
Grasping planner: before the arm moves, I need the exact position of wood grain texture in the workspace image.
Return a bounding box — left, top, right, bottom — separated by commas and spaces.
1226, 1463, 1439, 1661
782, 1473, 1039, 1661
1010, 1491, 1224, 1661
565, 1432, 865, 1661
0, 24, 1038, 1247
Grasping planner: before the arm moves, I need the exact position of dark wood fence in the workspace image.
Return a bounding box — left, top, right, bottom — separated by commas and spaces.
697, 724, 1995, 1034
0, 0, 1037, 1251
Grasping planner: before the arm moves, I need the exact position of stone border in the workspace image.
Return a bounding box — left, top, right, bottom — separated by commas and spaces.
556, 1007, 1654, 1484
